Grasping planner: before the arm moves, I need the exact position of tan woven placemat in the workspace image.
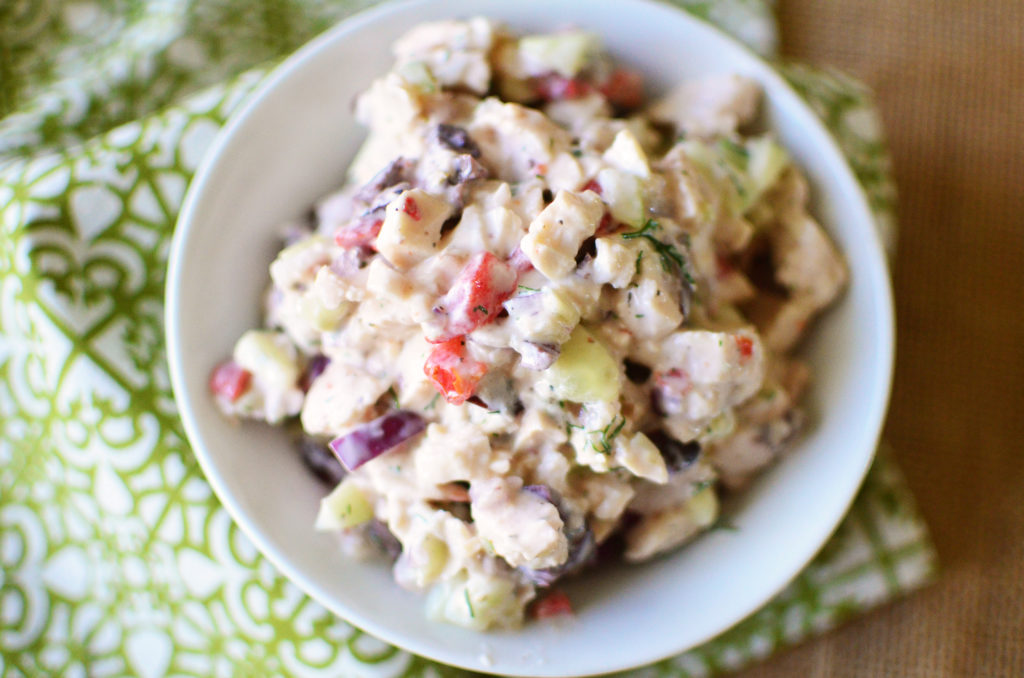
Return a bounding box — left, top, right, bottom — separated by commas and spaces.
744, 2, 1024, 675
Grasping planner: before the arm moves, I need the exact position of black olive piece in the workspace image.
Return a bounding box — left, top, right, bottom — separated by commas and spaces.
448, 154, 488, 185
575, 235, 597, 265
434, 124, 481, 157
304, 206, 318, 227
623, 359, 652, 384
440, 213, 460, 236
364, 520, 402, 560
297, 436, 346, 486
465, 395, 487, 408
355, 157, 413, 203
646, 430, 701, 473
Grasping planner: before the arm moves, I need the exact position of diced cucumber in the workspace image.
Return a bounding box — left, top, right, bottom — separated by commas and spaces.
544, 325, 620, 403
426, 571, 522, 631
680, 135, 791, 214
269, 235, 332, 290
687, 485, 719, 528
315, 479, 374, 530
519, 31, 599, 77
396, 60, 438, 94
745, 135, 790, 207
596, 168, 645, 227
702, 409, 736, 442
232, 329, 300, 389
299, 291, 351, 332
538, 288, 581, 344
507, 287, 580, 346
416, 535, 449, 587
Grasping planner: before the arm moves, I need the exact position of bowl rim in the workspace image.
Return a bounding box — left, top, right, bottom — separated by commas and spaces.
166, 0, 895, 674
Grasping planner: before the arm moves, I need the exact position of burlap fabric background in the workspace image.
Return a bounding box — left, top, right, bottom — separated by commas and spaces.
746, 3, 1024, 676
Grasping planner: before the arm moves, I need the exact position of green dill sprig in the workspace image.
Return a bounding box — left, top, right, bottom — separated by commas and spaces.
692, 478, 715, 493
621, 219, 694, 284
591, 416, 626, 455
709, 517, 740, 533
717, 137, 750, 165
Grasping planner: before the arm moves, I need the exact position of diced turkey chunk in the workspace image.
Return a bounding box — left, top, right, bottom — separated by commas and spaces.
225, 330, 305, 424
375, 189, 454, 270
349, 75, 426, 184
300, 361, 389, 435
592, 236, 640, 288
363, 257, 434, 326
544, 93, 611, 132
392, 18, 496, 94
445, 204, 525, 258
773, 212, 847, 308
470, 477, 568, 569
750, 169, 848, 351
711, 409, 804, 489
468, 98, 573, 182
393, 18, 496, 56
628, 461, 717, 515
648, 74, 760, 138
655, 328, 765, 423
624, 486, 719, 561
412, 424, 502, 485
519, 189, 604, 279
616, 276, 684, 340
269, 235, 335, 292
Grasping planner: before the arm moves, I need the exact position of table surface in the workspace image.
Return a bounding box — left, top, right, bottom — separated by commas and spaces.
744, 2, 1024, 676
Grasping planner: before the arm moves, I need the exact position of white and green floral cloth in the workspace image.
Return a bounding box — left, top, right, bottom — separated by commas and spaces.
0, 1, 931, 676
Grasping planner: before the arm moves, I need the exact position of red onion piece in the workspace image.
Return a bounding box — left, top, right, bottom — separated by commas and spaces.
329, 410, 426, 471
300, 354, 330, 392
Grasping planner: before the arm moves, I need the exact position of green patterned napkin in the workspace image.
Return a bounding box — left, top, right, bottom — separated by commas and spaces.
0, 2, 933, 676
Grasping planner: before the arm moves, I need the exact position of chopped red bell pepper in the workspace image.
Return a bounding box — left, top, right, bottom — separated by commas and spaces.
401, 195, 421, 220
532, 589, 573, 619
595, 212, 616, 236
335, 215, 383, 249
599, 68, 645, 109
434, 252, 517, 341
580, 178, 602, 195
655, 368, 691, 393
715, 253, 736, 278
424, 337, 487, 405
536, 73, 592, 101
736, 335, 754, 360
209, 361, 252, 402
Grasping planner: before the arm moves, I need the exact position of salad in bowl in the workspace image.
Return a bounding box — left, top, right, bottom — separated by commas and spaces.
208, 17, 846, 630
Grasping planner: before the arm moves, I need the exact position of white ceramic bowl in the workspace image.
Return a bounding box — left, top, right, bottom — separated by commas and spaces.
166, 0, 894, 675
